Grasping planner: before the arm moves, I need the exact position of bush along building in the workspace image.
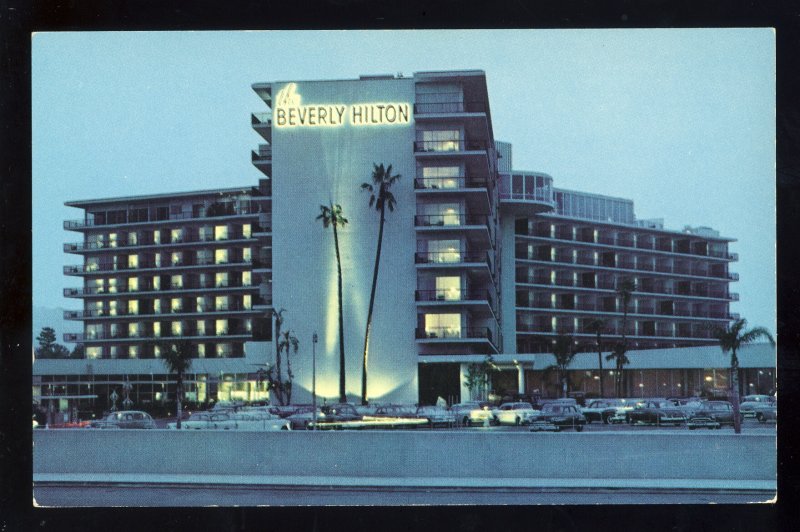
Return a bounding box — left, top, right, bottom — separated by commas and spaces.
33, 70, 774, 417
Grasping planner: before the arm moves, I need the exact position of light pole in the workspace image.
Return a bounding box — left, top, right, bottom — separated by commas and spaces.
312, 332, 318, 431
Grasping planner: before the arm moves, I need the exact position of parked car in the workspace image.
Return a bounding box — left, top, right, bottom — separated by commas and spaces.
450, 401, 489, 426
286, 405, 322, 429
414, 405, 456, 428
492, 402, 540, 426
304, 403, 364, 428
753, 402, 777, 423
740, 395, 776, 418
687, 401, 740, 428
529, 403, 586, 432
669, 398, 707, 419
372, 405, 417, 419
626, 400, 686, 426
89, 410, 156, 429
581, 399, 631, 424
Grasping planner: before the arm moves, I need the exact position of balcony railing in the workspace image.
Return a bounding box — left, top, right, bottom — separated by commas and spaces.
64, 205, 264, 230
63, 234, 263, 253
413, 140, 488, 153
413, 176, 489, 190
63, 304, 259, 320
415, 327, 493, 341
415, 289, 491, 303
414, 214, 489, 227
63, 258, 255, 275
252, 112, 272, 126
414, 101, 488, 114
64, 281, 258, 298
415, 251, 489, 265
65, 330, 253, 343
499, 189, 554, 203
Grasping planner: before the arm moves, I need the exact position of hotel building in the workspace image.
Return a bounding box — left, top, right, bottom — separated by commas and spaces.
34, 70, 774, 414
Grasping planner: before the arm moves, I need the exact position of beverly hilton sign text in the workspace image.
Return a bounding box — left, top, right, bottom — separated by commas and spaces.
274, 83, 411, 128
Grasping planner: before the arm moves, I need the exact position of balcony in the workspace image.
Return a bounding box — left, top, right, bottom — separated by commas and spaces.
251, 112, 272, 142
251, 144, 272, 165
413, 139, 488, 153
415, 326, 494, 342
414, 213, 489, 228
64, 330, 253, 343
414, 101, 488, 115
414, 176, 489, 190
63, 258, 255, 275
63, 281, 259, 298
64, 204, 264, 231
415, 251, 490, 267
63, 304, 261, 321
415, 289, 492, 304
63, 234, 261, 254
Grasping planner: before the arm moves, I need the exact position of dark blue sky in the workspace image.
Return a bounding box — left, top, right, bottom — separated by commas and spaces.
32, 29, 776, 333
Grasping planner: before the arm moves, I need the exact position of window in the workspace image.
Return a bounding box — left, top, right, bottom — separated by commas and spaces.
171, 298, 182, 312
435, 276, 461, 300
427, 239, 461, 263
215, 272, 228, 288
197, 320, 206, 335
424, 313, 461, 338
153, 299, 161, 313
215, 225, 229, 241
215, 296, 229, 310
421, 166, 461, 189
170, 274, 183, 289
216, 319, 228, 336
419, 129, 461, 151
171, 228, 183, 243
171, 321, 182, 335
242, 271, 252, 286
243, 294, 252, 309
153, 322, 161, 337
171, 251, 183, 266
127, 299, 139, 315
86, 347, 101, 359
215, 249, 229, 264
242, 247, 252, 261
129, 345, 140, 358
128, 322, 142, 338
242, 224, 252, 238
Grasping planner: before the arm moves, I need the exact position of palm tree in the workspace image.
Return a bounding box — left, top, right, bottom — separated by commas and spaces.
614, 278, 637, 396
271, 308, 287, 405
605, 344, 630, 398
279, 328, 300, 404
359, 163, 401, 405
712, 318, 775, 434
317, 202, 349, 403
549, 335, 579, 398
586, 319, 606, 397
161, 341, 193, 429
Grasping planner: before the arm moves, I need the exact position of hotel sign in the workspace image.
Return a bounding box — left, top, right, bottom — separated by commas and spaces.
274, 83, 411, 128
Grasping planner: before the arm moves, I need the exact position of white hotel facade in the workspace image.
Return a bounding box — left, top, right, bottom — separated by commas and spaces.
34, 70, 775, 413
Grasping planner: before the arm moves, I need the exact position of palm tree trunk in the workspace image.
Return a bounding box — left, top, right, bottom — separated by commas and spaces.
176, 372, 182, 430
619, 306, 628, 397
731, 350, 742, 434
596, 332, 604, 398
274, 315, 283, 405
361, 205, 385, 405
333, 222, 346, 403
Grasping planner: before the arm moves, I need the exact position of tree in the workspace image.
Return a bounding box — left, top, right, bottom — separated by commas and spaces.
262, 310, 300, 406
712, 318, 775, 434
612, 278, 636, 396
548, 335, 580, 398
605, 344, 630, 398
70, 344, 85, 359
317, 202, 349, 402
160, 341, 193, 429
271, 308, 287, 405
464, 355, 499, 401
35, 327, 70, 359
585, 319, 606, 398
278, 328, 300, 404
359, 163, 401, 405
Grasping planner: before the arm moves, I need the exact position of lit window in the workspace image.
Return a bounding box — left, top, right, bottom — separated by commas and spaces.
424, 313, 461, 338
128, 277, 138, 291
153, 322, 161, 337
197, 320, 206, 335
171, 228, 183, 243
197, 344, 206, 358
243, 294, 252, 309
216, 343, 231, 357
215, 249, 229, 264
109, 300, 118, 316
153, 299, 161, 313
154, 345, 162, 358
128, 323, 141, 338
215, 225, 229, 241
109, 346, 119, 359
129, 345, 140, 358
171, 251, 183, 266
86, 347, 101, 359
171, 274, 183, 289
216, 319, 228, 336
109, 233, 118, 248
215, 272, 228, 288
171, 298, 182, 312
420, 129, 461, 151
245, 319, 252, 332
171, 321, 182, 335
153, 276, 160, 290
242, 247, 252, 261
108, 278, 118, 293
127, 300, 139, 315
242, 271, 252, 286
128, 232, 138, 245
242, 224, 252, 238
422, 166, 461, 188
153, 230, 161, 244
435, 276, 461, 300
215, 296, 229, 310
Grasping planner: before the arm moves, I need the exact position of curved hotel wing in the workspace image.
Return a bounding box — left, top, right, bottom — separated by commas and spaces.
36, 70, 774, 410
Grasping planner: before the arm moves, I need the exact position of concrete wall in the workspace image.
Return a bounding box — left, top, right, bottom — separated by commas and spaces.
272, 78, 418, 404
34, 430, 775, 489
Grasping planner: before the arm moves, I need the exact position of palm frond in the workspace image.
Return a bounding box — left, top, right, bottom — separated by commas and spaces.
740, 327, 775, 347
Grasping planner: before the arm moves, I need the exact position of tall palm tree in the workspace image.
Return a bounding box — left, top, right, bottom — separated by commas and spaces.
614, 278, 637, 397
586, 319, 606, 397
359, 163, 401, 405
279, 328, 300, 404
161, 340, 193, 429
549, 335, 579, 398
712, 318, 775, 434
317, 202, 349, 403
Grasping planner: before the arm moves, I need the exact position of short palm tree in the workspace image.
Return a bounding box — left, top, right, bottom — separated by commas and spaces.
279, 328, 300, 404
712, 318, 775, 434
549, 335, 579, 398
317, 202, 349, 403
271, 308, 287, 405
586, 319, 606, 397
161, 341, 193, 429
359, 163, 401, 405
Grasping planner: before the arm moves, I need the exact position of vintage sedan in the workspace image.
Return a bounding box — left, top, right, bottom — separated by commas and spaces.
372, 405, 418, 419
286, 406, 322, 429
414, 405, 456, 428
168, 411, 236, 430
687, 401, 740, 428
740, 395, 776, 418
529, 403, 586, 432
581, 399, 633, 424
626, 400, 686, 426
89, 410, 156, 429
752, 402, 777, 424
492, 402, 540, 426
450, 401, 489, 426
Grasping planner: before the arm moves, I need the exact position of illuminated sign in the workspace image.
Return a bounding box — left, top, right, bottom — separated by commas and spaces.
274, 83, 411, 128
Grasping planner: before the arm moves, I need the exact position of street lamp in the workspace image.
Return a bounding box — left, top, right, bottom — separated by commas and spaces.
312, 332, 318, 431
